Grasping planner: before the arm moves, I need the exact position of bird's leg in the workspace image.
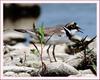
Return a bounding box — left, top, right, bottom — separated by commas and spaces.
52, 44, 57, 62
47, 44, 52, 62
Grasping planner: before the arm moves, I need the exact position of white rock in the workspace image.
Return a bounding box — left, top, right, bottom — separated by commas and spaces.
3, 66, 38, 73
79, 69, 93, 74
4, 71, 18, 77
40, 62, 79, 76
18, 72, 31, 77
65, 52, 84, 68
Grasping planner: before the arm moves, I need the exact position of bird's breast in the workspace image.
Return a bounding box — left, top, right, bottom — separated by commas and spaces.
45, 33, 70, 45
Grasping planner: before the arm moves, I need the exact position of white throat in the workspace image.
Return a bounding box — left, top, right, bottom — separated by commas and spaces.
70, 29, 77, 35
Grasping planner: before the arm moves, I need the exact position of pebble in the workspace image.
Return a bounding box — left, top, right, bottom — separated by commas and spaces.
4, 71, 18, 77
18, 72, 31, 77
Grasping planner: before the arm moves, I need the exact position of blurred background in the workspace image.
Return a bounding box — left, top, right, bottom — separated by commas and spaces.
37, 3, 96, 37
4, 3, 96, 37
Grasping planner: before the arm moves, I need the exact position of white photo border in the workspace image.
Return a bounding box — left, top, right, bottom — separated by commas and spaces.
0, 0, 99, 80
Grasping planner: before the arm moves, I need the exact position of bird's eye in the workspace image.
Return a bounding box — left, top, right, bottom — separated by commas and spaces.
74, 22, 77, 25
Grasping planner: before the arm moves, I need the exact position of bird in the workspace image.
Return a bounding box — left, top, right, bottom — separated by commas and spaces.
42, 22, 83, 62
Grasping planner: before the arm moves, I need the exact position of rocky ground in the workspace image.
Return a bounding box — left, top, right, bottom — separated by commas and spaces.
3, 4, 97, 77
3, 38, 97, 77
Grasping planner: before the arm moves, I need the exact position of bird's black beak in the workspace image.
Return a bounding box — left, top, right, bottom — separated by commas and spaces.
76, 26, 84, 33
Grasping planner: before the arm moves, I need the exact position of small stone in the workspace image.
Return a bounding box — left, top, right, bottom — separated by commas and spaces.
4, 71, 18, 77
40, 62, 79, 76
65, 52, 84, 68
3, 66, 38, 73
79, 69, 93, 74
18, 72, 31, 77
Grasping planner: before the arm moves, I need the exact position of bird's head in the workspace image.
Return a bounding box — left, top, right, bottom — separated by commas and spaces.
65, 22, 83, 35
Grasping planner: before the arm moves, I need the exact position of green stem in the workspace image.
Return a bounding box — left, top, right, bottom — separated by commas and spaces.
40, 41, 44, 66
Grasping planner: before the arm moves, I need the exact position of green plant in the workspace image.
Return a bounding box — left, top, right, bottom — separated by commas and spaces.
37, 23, 45, 44
37, 23, 44, 63
37, 23, 46, 72
91, 61, 97, 75
31, 23, 54, 73
84, 47, 97, 75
